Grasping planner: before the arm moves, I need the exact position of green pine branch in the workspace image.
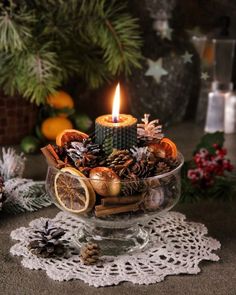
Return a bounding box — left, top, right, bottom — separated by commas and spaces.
0, 3, 34, 52
17, 46, 63, 105
78, 0, 142, 76
0, 0, 142, 104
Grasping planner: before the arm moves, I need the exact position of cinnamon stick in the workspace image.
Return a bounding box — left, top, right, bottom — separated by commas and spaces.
101, 195, 142, 206
41, 146, 58, 167
95, 203, 140, 217
41, 144, 69, 169
46, 144, 60, 160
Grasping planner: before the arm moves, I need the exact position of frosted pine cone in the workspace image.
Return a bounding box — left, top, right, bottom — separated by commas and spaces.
130, 147, 155, 178
137, 114, 163, 144
67, 140, 103, 168
28, 221, 65, 258
130, 146, 150, 161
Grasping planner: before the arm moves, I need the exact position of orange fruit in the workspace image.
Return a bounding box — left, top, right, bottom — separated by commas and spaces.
54, 167, 96, 214
47, 91, 74, 117
41, 117, 73, 141
148, 137, 177, 159
56, 129, 88, 146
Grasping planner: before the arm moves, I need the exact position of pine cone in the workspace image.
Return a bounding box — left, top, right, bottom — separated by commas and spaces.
120, 173, 143, 196
80, 242, 100, 265
164, 157, 180, 169
131, 160, 155, 178
0, 176, 5, 210
106, 150, 134, 177
111, 148, 156, 195
155, 161, 171, 175
129, 147, 156, 178
137, 114, 163, 144
66, 140, 104, 168
28, 221, 65, 258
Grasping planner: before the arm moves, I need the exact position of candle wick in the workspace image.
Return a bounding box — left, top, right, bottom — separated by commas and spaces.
113, 117, 118, 123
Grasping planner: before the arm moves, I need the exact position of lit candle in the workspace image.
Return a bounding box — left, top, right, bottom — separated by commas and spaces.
112, 83, 120, 123
95, 83, 137, 152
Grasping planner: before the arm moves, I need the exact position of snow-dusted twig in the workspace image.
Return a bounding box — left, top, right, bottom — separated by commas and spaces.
0, 148, 26, 180
0, 147, 51, 214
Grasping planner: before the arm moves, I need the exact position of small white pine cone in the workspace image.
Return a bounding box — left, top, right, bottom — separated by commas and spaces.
137, 114, 164, 142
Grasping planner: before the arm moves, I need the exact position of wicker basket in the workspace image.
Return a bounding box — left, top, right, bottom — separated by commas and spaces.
0, 92, 38, 145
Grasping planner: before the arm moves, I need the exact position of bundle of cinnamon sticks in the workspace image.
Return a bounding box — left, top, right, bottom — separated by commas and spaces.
95, 194, 143, 217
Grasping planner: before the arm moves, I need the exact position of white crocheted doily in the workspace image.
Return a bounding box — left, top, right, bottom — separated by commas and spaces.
10, 211, 220, 287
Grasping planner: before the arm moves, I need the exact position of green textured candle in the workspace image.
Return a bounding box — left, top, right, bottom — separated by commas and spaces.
95, 114, 137, 152
95, 83, 137, 153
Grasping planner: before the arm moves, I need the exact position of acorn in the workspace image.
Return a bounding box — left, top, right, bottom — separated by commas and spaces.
89, 167, 121, 197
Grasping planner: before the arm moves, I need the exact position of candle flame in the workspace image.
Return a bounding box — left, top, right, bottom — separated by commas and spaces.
112, 83, 120, 123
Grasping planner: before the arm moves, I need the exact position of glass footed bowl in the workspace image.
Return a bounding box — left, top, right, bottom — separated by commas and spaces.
46, 152, 184, 255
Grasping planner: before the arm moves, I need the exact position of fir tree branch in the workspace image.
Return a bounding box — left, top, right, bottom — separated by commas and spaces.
105, 18, 124, 65
17, 47, 63, 104
0, 0, 142, 103
0, 4, 34, 52
78, 0, 142, 77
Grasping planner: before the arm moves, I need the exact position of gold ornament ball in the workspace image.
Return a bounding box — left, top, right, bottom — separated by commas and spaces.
89, 167, 120, 197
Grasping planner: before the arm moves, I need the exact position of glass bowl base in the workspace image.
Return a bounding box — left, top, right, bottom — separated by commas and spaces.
74, 224, 149, 256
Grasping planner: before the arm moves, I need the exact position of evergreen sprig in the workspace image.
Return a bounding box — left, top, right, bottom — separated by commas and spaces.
78, 0, 142, 75
0, 3, 34, 52
0, 0, 142, 104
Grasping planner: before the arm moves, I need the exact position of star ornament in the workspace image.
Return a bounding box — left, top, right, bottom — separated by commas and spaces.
145, 58, 168, 84
182, 51, 193, 64
153, 17, 173, 41
163, 26, 173, 40
201, 72, 210, 81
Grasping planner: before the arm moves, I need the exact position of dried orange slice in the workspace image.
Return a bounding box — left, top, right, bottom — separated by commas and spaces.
148, 137, 177, 159
56, 129, 88, 146
54, 167, 95, 214
160, 137, 177, 158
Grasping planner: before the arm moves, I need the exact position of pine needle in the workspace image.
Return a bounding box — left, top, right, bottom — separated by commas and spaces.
0, 0, 142, 103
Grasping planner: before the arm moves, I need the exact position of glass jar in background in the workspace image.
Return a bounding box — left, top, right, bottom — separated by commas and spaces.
204, 39, 235, 133
225, 92, 236, 134
205, 82, 233, 133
